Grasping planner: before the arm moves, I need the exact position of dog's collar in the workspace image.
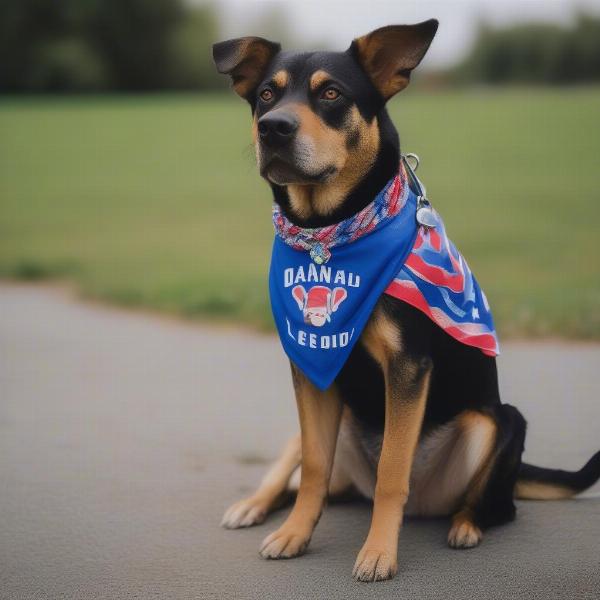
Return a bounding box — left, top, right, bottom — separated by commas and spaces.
272, 163, 409, 265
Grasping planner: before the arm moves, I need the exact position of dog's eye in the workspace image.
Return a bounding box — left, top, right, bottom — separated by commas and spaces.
321, 87, 340, 101
259, 88, 274, 103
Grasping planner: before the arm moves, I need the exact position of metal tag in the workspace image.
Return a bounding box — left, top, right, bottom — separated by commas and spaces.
416, 197, 437, 228
309, 242, 331, 265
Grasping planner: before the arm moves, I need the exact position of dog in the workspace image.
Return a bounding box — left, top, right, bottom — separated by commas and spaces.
213, 20, 600, 582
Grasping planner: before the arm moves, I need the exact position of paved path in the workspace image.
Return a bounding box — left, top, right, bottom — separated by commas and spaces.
1, 283, 599, 599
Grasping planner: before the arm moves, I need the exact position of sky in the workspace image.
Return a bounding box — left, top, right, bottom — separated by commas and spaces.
203, 0, 600, 68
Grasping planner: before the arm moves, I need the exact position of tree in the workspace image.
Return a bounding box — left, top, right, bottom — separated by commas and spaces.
0, 0, 222, 92
454, 15, 600, 85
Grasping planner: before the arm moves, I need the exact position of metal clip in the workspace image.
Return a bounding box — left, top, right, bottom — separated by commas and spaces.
404, 153, 420, 172
403, 152, 435, 228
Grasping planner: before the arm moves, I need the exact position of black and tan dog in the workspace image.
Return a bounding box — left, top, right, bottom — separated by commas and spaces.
213, 20, 600, 582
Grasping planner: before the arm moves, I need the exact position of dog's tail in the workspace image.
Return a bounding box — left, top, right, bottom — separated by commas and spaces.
515, 450, 600, 500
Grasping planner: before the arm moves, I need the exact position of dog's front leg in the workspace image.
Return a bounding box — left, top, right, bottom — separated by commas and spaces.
354, 332, 432, 581
260, 363, 342, 559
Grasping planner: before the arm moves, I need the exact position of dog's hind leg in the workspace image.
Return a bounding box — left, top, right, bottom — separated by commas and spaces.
447, 404, 526, 548
221, 434, 301, 529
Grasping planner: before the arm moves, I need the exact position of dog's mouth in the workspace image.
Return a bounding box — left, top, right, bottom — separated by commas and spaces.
260, 156, 337, 186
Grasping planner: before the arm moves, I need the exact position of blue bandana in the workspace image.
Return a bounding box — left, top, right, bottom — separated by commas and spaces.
269, 162, 499, 391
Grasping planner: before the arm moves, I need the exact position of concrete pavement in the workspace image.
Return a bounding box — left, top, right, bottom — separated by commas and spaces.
0, 283, 599, 599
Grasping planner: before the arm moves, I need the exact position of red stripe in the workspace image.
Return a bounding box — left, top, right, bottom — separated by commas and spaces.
385, 279, 498, 356
404, 252, 465, 293
385, 280, 435, 317
414, 230, 424, 249
428, 228, 442, 251
443, 326, 498, 354
387, 176, 401, 213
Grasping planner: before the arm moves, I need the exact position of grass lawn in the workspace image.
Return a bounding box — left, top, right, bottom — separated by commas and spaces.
1, 89, 599, 338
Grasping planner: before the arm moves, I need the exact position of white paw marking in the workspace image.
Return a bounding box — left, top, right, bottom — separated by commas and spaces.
259, 528, 310, 559
221, 497, 268, 529
352, 548, 398, 582
447, 521, 482, 549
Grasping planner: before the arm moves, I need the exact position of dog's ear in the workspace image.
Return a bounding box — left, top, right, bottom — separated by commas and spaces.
349, 20, 438, 100
213, 37, 281, 100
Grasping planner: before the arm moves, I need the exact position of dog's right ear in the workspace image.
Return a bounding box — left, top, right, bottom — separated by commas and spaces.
349, 20, 438, 100
213, 37, 281, 101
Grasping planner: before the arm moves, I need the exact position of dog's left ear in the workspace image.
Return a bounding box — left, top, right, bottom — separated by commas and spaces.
349, 19, 438, 100
213, 37, 281, 100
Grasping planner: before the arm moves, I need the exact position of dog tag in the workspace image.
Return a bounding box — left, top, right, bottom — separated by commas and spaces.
309, 242, 331, 265
416, 197, 437, 228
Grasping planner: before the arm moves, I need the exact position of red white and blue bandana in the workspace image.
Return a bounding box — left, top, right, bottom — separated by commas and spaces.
269, 162, 499, 390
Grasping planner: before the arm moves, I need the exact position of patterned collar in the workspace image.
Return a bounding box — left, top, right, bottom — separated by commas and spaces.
272, 164, 409, 265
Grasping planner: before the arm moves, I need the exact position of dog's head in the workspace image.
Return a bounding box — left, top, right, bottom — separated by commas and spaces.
213, 21, 437, 223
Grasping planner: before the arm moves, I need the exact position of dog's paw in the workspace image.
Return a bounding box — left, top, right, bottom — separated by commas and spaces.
221, 496, 269, 529
447, 519, 482, 549
352, 547, 398, 582
259, 526, 310, 559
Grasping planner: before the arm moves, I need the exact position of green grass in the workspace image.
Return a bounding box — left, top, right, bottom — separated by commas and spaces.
1, 89, 599, 338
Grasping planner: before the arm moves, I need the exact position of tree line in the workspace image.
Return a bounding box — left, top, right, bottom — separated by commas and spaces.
0, 0, 223, 92
454, 15, 600, 84
2, 2, 600, 93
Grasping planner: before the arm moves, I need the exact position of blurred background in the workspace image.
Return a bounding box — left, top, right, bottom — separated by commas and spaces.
1, 0, 599, 339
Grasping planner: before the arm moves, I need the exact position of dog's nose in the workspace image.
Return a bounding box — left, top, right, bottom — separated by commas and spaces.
257, 112, 298, 147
